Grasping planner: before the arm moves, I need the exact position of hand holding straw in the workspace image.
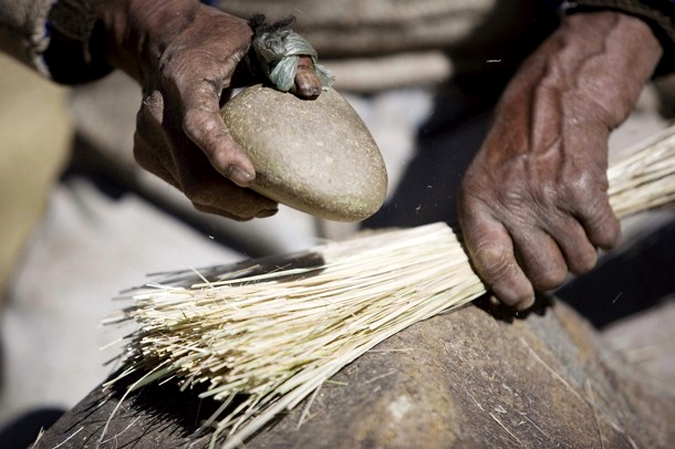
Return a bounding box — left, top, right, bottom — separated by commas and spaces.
106, 124, 675, 448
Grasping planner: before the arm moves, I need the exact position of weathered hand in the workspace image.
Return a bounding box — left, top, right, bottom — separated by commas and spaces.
458, 12, 663, 309
96, 0, 320, 219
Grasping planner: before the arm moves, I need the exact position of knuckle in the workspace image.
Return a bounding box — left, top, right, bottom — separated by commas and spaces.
159, 50, 190, 82
514, 295, 536, 311
570, 249, 598, 275
492, 280, 535, 309
530, 265, 567, 292
183, 108, 209, 133
499, 291, 530, 309
184, 109, 219, 133
183, 109, 221, 147
592, 211, 621, 245
473, 242, 515, 285
531, 184, 560, 211
565, 173, 607, 205
579, 204, 621, 249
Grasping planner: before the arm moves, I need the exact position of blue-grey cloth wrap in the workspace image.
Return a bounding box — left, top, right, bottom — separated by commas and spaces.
252, 27, 335, 92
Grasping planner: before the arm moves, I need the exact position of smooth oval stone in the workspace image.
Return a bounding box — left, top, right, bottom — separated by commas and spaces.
221, 84, 388, 222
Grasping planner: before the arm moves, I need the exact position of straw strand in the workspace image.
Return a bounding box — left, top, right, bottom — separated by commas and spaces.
107, 124, 675, 448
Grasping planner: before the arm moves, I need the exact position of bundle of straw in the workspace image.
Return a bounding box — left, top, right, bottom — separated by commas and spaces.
106, 125, 675, 448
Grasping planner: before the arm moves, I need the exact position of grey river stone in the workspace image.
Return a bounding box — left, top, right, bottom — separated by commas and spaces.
221, 84, 388, 222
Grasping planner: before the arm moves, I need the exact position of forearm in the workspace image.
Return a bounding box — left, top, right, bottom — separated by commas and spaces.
549, 0, 675, 73
500, 11, 662, 130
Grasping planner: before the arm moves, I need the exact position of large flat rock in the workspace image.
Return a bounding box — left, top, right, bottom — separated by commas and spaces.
33, 298, 675, 448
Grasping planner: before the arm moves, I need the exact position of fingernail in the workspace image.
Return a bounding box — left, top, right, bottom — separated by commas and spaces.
292, 70, 322, 100
297, 77, 321, 99
227, 165, 254, 187
256, 208, 278, 218
302, 84, 321, 99
515, 296, 535, 311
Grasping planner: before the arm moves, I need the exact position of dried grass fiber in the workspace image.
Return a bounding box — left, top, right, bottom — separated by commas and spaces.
105, 125, 675, 448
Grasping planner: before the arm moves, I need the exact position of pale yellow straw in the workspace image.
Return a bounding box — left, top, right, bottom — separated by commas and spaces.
106, 124, 675, 448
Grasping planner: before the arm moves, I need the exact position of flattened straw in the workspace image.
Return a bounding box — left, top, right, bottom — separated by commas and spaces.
107, 124, 675, 448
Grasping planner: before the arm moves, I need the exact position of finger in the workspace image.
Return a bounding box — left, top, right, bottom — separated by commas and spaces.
574, 195, 621, 250
135, 107, 275, 220
563, 128, 621, 250
179, 74, 256, 187
134, 92, 181, 187
545, 217, 598, 275
133, 132, 179, 189
290, 56, 322, 99
194, 203, 278, 220
172, 142, 277, 219
184, 172, 278, 220
183, 104, 255, 187
168, 108, 278, 220
460, 209, 535, 309
510, 227, 568, 292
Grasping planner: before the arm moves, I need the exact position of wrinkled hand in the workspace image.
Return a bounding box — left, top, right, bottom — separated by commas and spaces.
96, 0, 320, 219
458, 12, 663, 309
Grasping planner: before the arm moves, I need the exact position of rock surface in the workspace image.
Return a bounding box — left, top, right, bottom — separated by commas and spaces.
34, 297, 675, 449
221, 84, 388, 222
